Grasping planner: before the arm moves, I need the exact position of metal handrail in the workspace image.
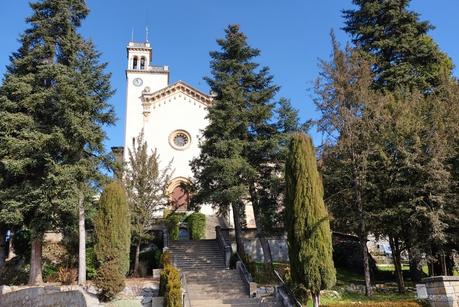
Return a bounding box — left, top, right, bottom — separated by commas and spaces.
273, 269, 302, 307
180, 271, 192, 307
215, 226, 232, 268
235, 252, 253, 282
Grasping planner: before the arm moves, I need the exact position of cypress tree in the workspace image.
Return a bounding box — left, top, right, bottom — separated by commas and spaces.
343, 0, 453, 92
284, 133, 336, 307
0, 0, 114, 285
94, 181, 131, 300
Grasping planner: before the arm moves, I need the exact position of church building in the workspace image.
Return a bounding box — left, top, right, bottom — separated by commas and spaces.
121, 40, 210, 213
118, 40, 255, 227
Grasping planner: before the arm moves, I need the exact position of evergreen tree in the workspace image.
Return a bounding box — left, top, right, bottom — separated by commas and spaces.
124, 131, 172, 276
343, 0, 453, 92
0, 0, 114, 285
191, 25, 279, 258
342, 0, 458, 281
94, 181, 131, 300
315, 36, 378, 296
285, 133, 336, 307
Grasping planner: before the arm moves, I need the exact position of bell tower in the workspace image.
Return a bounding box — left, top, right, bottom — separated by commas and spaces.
124, 40, 169, 162
127, 41, 152, 70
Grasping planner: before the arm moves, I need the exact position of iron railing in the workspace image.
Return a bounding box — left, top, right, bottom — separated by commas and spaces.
273, 269, 302, 307
180, 271, 192, 307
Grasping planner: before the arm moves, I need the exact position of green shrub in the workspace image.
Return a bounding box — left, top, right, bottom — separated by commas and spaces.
166, 213, 184, 240
324, 302, 422, 307
86, 246, 97, 280
43, 263, 59, 282
57, 267, 78, 285
0, 258, 29, 285
161, 250, 172, 266
254, 262, 276, 284
185, 212, 206, 239
159, 268, 167, 296
94, 181, 131, 300
164, 264, 182, 307
95, 259, 125, 301
166, 285, 182, 307
241, 254, 257, 278
153, 249, 162, 268
12, 229, 31, 261
230, 253, 239, 269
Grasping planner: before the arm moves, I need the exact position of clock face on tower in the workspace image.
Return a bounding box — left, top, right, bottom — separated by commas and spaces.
133, 78, 143, 87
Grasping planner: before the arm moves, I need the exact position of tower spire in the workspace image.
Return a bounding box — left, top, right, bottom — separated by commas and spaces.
131, 28, 134, 42
145, 26, 149, 43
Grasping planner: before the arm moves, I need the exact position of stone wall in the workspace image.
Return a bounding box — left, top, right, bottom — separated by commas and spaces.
221, 228, 288, 262
420, 276, 459, 307
0, 286, 90, 307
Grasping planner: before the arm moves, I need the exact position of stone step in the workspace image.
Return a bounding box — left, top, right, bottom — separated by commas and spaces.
187, 284, 247, 291
173, 254, 222, 258
173, 254, 224, 259
177, 265, 227, 270
190, 298, 278, 307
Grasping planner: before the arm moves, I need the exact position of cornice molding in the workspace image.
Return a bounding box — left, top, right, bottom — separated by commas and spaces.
142, 81, 213, 107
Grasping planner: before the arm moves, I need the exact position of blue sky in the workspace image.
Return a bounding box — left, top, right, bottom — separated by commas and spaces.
1, 0, 458, 150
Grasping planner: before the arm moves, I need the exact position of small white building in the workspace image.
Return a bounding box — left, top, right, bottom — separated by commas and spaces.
120, 40, 255, 226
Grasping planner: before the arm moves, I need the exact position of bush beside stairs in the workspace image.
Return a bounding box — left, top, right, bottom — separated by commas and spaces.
168, 239, 281, 307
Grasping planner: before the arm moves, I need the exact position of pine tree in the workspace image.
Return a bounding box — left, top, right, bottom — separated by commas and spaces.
124, 131, 172, 276
315, 36, 378, 296
0, 0, 114, 285
94, 181, 131, 300
343, 0, 453, 92
191, 25, 279, 259
343, 0, 458, 281
285, 133, 336, 307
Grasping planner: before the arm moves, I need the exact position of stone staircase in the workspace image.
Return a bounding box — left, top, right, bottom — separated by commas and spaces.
168, 239, 226, 270
168, 240, 281, 307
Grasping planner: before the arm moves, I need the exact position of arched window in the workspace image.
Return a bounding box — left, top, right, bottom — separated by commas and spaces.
140, 56, 146, 70
132, 56, 138, 69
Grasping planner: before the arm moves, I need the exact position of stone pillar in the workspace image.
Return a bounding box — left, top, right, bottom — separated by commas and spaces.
422, 276, 459, 307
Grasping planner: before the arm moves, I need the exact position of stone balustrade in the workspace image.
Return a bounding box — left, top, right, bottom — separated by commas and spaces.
417, 276, 459, 307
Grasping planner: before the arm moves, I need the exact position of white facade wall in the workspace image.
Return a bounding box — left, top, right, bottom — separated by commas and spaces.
142, 93, 208, 179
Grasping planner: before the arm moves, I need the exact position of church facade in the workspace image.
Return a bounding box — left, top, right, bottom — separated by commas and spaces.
123, 40, 211, 212
120, 40, 255, 225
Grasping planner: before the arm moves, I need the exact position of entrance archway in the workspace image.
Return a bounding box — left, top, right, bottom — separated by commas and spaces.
167, 177, 191, 211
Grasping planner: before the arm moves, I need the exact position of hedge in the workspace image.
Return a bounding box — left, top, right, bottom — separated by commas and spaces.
165, 212, 185, 241
324, 302, 422, 307
159, 251, 182, 307
185, 212, 206, 239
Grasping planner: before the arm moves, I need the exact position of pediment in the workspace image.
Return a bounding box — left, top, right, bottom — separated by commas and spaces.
141, 81, 212, 107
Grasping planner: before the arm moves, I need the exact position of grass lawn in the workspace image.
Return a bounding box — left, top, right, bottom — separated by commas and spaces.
263, 263, 420, 306
307, 291, 418, 307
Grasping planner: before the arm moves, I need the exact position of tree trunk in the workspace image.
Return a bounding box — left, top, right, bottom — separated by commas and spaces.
360, 232, 372, 296
311, 291, 320, 307
408, 247, 423, 282
356, 184, 372, 296
389, 236, 405, 293
445, 251, 455, 276
134, 240, 141, 277
29, 236, 43, 285
78, 191, 86, 286
0, 228, 5, 269
439, 250, 447, 276
232, 203, 245, 257
249, 185, 273, 266
258, 237, 273, 265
